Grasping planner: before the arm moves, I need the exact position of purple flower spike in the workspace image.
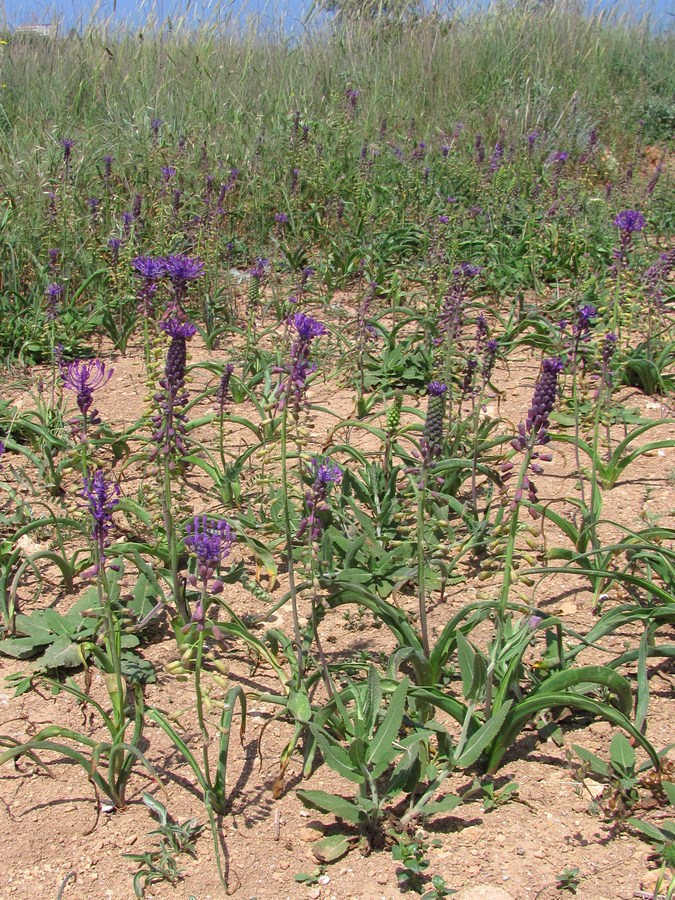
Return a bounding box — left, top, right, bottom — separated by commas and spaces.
132, 255, 165, 281
82, 469, 120, 554
60, 138, 74, 163
297, 457, 342, 543
614, 210, 646, 233
217, 363, 235, 410
162, 254, 204, 285
62, 359, 112, 435
185, 515, 235, 586
160, 318, 198, 340
522, 358, 564, 444
149, 319, 197, 465
250, 257, 269, 280
291, 313, 327, 343
132, 256, 164, 316
274, 314, 327, 413
45, 283, 63, 322
427, 381, 448, 397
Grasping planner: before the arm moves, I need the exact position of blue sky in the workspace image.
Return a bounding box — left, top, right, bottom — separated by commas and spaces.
2, 0, 672, 30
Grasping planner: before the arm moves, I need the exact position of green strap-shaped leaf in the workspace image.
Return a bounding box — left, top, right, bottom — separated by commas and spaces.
296, 789, 363, 825
487, 693, 659, 774
367, 676, 408, 774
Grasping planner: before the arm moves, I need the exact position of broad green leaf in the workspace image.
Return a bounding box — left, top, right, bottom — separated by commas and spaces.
0, 636, 45, 658
455, 701, 512, 769
311, 833, 352, 863
36, 637, 82, 672
311, 730, 363, 784
288, 689, 312, 724
420, 793, 462, 817
367, 676, 408, 776
629, 818, 671, 844
296, 789, 362, 825
663, 782, 675, 807
363, 665, 382, 737
141, 791, 169, 826
387, 742, 421, 798
610, 733, 636, 773
572, 745, 609, 777
455, 631, 475, 699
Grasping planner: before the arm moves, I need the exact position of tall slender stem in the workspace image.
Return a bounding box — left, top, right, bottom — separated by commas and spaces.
416, 468, 430, 658
280, 408, 303, 681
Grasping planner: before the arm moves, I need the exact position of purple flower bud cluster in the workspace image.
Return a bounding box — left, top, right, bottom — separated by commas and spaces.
297, 458, 342, 544
488, 134, 505, 173
570, 304, 597, 365
163, 253, 204, 309
613, 209, 646, 268
150, 118, 163, 142
475, 313, 488, 350
643, 248, 675, 310
515, 357, 564, 449
275, 313, 327, 413
579, 128, 599, 164
527, 130, 539, 156
249, 257, 269, 281
108, 237, 122, 266
217, 363, 235, 411
436, 263, 482, 344
45, 283, 63, 322
184, 515, 235, 630
461, 356, 478, 399
60, 138, 74, 168
132, 255, 164, 316
130, 254, 203, 315
82, 468, 120, 557
422, 382, 448, 465
149, 318, 197, 464
185, 515, 234, 590
345, 88, 359, 118
482, 338, 499, 385
601, 332, 618, 367
504, 359, 563, 512
62, 359, 113, 437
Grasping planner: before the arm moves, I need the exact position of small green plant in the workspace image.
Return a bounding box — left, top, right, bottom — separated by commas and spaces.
392, 837, 431, 893
556, 865, 581, 894
124, 792, 203, 898
294, 865, 327, 885
630, 779, 675, 871
479, 777, 520, 813
572, 733, 642, 821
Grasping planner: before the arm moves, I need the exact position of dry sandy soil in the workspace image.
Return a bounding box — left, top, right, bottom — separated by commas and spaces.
0, 318, 673, 900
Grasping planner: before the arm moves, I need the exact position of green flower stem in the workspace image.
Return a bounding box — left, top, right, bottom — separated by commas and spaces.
416, 467, 430, 658
162, 456, 187, 622
193, 609, 212, 791
96, 545, 125, 730
485, 441, 535, 718
280, 406, 304, 682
